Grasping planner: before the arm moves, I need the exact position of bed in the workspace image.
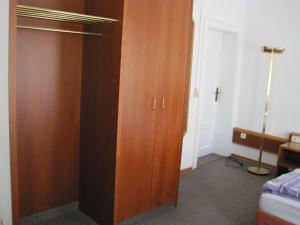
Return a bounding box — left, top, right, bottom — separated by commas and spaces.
258, 193, 300, 225
257, 170, 300, 225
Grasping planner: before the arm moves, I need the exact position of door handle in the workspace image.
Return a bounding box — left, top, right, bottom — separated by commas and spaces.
214, 88, 221, 102
161, 97, 166, 110
152, 97, 157, 111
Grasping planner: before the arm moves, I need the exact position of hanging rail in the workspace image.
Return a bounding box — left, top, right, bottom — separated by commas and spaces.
16, 25, 105, 36
16, 5, 120, 36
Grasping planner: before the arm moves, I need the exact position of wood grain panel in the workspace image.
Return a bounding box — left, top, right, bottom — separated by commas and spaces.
257, 209, 294, 225
16, 0, 84, 216
232, 127, 288, 154
9, 0, 20, 224
150, 0, 193, 208
79, 1, 124, 225
116, 0, 163, 221
183, 21, 195, 135
18, 0, 84, 11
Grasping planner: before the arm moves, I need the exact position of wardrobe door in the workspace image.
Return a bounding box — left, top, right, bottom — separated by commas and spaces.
117, 0, 163, 221
150, 0, 193, 207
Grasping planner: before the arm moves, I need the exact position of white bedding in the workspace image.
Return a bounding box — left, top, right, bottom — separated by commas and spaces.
259, 193, 300, 225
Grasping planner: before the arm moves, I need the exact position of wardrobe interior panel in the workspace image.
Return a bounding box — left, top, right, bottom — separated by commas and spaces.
79, 0, 124, 224
18, 0, 84, 11
16, 0, 84, 217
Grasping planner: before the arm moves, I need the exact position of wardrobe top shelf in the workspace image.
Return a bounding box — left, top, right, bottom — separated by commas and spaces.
17, 5, 120, 25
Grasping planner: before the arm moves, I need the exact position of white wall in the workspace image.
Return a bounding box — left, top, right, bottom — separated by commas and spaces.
181, 0, 247, 169
183, 0, 300, 169
201, 0, 247, 25
233, 0, 300, 165
0, 0, 13, 225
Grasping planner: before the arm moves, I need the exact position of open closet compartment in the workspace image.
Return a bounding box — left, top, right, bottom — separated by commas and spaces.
14, 0, 124, 224
10, 0, 193, 224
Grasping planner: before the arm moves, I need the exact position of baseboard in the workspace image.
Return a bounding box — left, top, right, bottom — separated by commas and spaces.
180, 167, 193, 175
231, 154, 276, 170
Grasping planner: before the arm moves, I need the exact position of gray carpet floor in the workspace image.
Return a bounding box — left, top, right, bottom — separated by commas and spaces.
22, 154, 274, 225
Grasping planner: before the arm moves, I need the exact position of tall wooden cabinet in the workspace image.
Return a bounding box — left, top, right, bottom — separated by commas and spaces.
81, 0, 193, 223
9, 0, 193, 224
150, 0, 193, 209
116, 0, 163, 220
117, 0, 193, 221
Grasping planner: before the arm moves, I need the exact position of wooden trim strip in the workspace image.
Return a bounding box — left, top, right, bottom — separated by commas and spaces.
256, 209, 294, 225
183, 19, 195, 136
232, 127, 288, 154
234, 127, 288, 142
231, 154, 276, 170
180, 167, 193, 175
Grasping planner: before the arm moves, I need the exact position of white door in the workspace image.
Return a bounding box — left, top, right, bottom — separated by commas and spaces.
197, 28, 238, 157
212, 32, 238, 156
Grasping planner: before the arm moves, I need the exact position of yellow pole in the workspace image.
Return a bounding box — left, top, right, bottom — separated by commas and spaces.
248, 47, 285, 176
257, 50, 274, 169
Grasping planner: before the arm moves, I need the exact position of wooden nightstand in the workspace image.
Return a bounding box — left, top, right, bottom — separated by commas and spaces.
277, 142, 300, 176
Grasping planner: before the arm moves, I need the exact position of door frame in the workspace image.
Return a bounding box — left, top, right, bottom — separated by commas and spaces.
191, 17, 244, 169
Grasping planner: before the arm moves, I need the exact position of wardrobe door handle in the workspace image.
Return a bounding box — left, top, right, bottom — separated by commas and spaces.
152, 97, 157, 111
161, 97, 166, 110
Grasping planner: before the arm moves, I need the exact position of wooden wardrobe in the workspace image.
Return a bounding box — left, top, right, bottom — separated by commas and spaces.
9, 0, 193, 224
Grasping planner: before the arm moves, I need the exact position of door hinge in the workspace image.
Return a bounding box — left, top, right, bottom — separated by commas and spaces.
193, 87, 199, 97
